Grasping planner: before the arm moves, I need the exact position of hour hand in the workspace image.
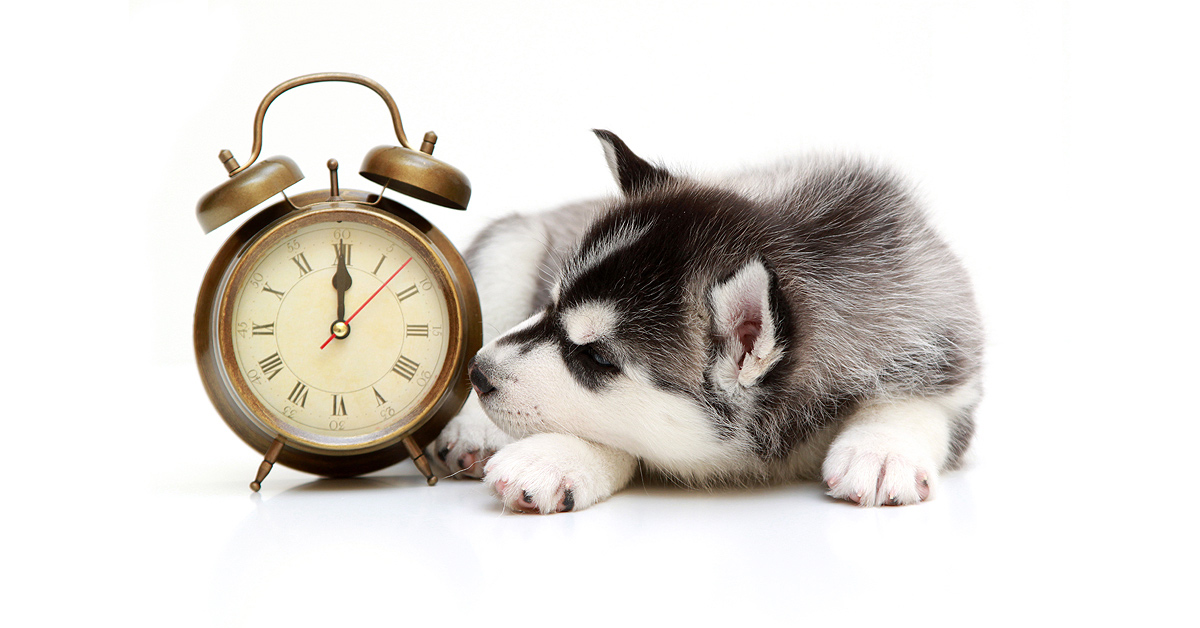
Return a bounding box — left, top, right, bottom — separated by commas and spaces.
333, 239, 352, 323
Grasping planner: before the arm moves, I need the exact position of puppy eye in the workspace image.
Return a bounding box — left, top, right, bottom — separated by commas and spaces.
582, 346, 617, 369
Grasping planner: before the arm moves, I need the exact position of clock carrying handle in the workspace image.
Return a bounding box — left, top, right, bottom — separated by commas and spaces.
221, 72, 413, 177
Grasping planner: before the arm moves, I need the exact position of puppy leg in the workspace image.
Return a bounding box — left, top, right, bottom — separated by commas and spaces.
484, 434, 637, 514
428, 402, 513, 479
822, 384, 977, 506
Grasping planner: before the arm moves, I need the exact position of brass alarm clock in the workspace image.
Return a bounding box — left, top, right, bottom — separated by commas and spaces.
194, 73, 481, 491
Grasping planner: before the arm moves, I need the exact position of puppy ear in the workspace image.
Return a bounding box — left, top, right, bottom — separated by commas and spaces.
593, 129, 673, 195
709, 259, 784, 390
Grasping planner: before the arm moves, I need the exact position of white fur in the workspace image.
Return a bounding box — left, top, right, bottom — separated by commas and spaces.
427, 403, 512, 479
821, 380, 979, 506
476, 326, 748, 484
484, 433, 636, 514
562, 301, 619, 345
468, 216, 551, 345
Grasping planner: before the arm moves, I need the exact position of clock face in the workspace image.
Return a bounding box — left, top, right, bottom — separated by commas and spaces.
217, 209, 457, 450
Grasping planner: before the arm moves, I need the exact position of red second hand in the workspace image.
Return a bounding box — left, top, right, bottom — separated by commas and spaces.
320, 257, 412, 350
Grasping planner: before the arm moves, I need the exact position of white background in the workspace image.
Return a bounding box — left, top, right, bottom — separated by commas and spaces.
4, 1, 1197, 625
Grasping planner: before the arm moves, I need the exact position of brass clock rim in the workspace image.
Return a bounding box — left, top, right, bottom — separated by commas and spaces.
194, 191, 482, 476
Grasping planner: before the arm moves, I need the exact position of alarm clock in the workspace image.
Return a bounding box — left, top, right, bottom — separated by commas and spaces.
193, 73, 481, 491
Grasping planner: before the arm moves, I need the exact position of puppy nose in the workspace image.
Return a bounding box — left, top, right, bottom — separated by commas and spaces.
468, 358, 496, 395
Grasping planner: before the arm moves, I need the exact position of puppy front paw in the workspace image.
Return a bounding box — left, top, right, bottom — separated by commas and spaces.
483, 434, 636, 514
427, 403, 514, 479
822, 441, 936, 507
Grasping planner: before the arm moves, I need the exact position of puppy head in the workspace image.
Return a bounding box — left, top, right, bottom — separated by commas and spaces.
470, 132, 791, 467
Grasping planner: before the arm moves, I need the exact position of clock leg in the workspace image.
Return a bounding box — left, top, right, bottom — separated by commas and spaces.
250, 437, 286, 492
403, 436, 438, 486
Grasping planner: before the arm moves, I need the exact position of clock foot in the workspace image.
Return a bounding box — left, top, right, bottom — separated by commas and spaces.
403, 436, 438, 486
250, 438, 286, 492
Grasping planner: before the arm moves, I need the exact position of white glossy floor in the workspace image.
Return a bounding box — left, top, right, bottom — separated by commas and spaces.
10, 361, 1189, 626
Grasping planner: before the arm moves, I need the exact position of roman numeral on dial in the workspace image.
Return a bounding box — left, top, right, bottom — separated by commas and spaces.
392, 355, 420, 380
292, 253, 313, 276
396, 284, 419, 302
288, 381, 309, 407
332, 243, 352, 266
406, 324, 429, 337
332, 395, 347, 416
262, 284, 285, 300
252, 322, 275, 335
373, 387, 387, 407
258, 353, 284, 381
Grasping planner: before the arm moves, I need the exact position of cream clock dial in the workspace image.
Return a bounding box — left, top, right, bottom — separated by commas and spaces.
228, 219, 450, 446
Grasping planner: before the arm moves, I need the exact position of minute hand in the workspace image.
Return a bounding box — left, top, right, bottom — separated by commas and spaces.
320, 257, 412, 350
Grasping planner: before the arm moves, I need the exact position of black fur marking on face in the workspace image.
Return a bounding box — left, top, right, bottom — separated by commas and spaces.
560, 340, 622, 392
561, 488, 575, 512
494, 308, 558, 355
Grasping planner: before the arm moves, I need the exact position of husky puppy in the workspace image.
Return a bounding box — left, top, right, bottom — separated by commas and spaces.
429, 130, 982, 513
